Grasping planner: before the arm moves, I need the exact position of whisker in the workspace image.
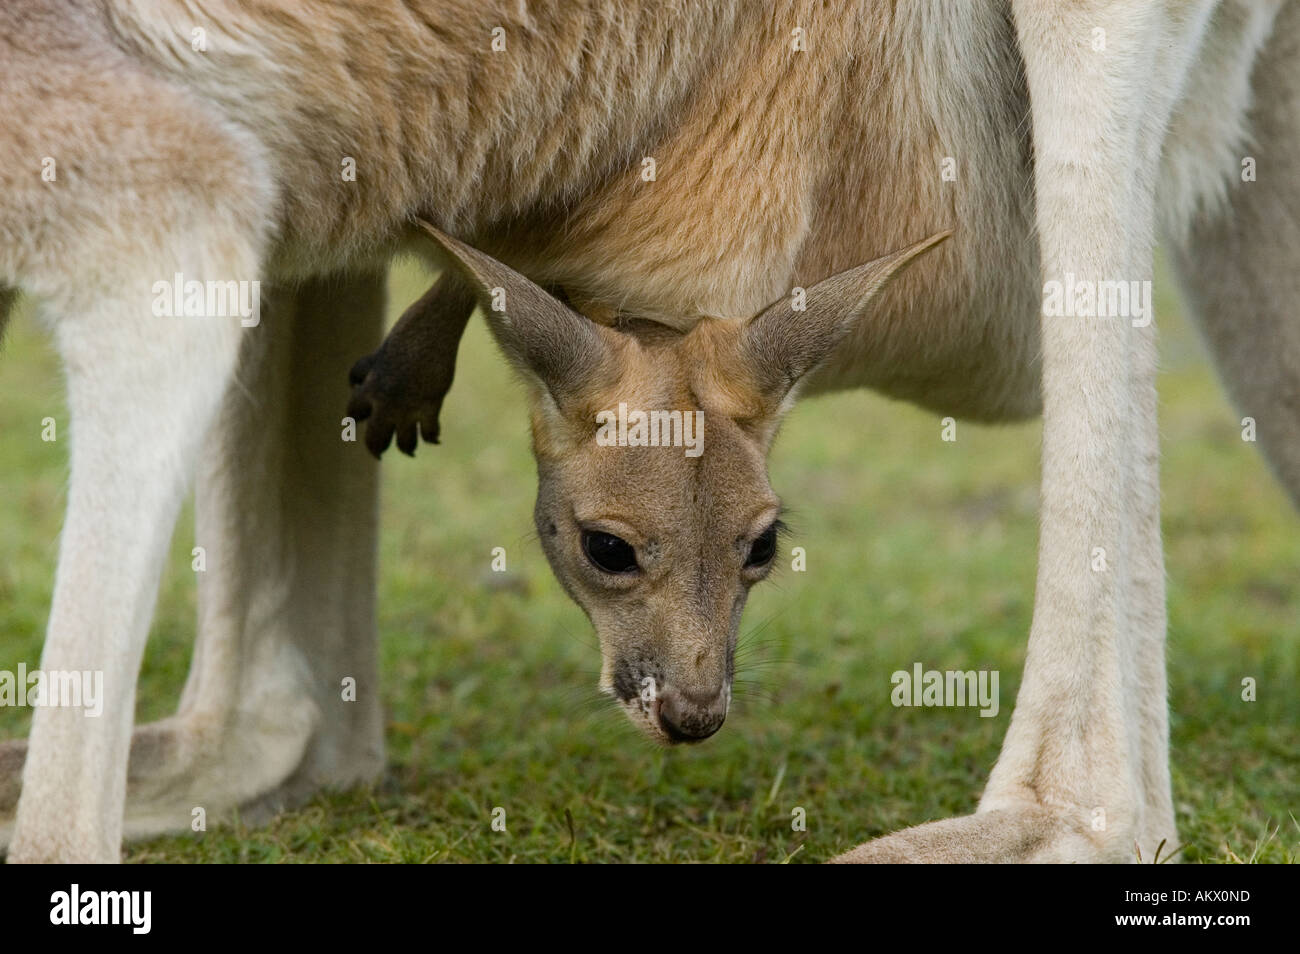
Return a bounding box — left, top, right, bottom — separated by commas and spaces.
556, 621, 601, 655
735, 639, 789, 657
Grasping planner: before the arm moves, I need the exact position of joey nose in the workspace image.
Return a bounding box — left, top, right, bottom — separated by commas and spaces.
657, 685, 727, 742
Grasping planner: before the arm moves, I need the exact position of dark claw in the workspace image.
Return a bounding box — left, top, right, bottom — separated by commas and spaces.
395, 421, 419, 457
345, 392, 373, 423
418, 411, 441, 446
364, 416, 395, 459
348, 354, 374, 387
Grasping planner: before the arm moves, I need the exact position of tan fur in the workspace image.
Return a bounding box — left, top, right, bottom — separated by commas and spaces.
416, 224, 943, 744
87, 0, 1045, 421
0, 0, 1294, 862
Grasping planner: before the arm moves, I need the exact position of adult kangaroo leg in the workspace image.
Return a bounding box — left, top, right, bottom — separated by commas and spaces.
1170, 2, 1300, 511
5, 260, 256, 863
0, 10, 274, 860
0, 272, 387, 851
837, 1, 1215, 863
113, 271, 388, 840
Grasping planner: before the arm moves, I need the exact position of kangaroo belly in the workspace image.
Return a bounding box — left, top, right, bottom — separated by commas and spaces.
107, 1, 1249, 425
796, 4, 1044, 421
513, 2, 1045, 422
110, 0, 1041, 415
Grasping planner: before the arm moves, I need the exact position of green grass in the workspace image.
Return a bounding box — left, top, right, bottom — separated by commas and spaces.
1, 258, 1296, 863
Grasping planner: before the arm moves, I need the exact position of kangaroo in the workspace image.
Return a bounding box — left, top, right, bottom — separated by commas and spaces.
353, 223, 952, 744
1, 0, 1296, 863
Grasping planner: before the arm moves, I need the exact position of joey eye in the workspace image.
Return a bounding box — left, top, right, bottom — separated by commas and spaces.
745, 523, 779, 569
582, 530, 638, 574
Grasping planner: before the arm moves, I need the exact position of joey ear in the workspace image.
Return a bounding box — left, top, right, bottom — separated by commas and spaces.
740, 230, 952, 404
415, 219, 613, 409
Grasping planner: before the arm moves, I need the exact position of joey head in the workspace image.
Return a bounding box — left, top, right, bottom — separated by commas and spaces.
348, 220, 949, 743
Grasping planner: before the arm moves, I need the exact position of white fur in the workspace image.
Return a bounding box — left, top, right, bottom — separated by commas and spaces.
1, 0, 1294, 862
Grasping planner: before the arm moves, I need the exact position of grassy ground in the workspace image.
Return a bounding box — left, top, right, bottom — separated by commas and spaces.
1, 259, 1296, 863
